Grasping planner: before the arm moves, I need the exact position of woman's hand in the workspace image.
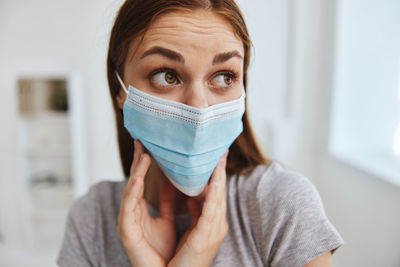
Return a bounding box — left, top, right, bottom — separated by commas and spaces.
117, 140, 177, 267
167, 152, 229, 267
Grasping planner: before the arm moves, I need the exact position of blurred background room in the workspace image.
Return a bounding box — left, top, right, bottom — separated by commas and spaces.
0, 0, 399, 266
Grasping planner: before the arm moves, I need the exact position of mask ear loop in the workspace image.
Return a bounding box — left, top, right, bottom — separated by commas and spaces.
115, 71, 129, 94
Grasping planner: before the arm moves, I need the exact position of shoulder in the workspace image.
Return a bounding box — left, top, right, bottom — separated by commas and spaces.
256, 162, 323, 212
58, 180, 129, 266
229, 162, 344, 266
230, 161, 321, 210
233, 161, 331, 230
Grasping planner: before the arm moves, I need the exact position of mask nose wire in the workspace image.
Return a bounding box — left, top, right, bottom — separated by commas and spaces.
115, 71, 129, 94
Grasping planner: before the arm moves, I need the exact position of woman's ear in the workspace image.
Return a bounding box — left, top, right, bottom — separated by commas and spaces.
116, 89, 127, 109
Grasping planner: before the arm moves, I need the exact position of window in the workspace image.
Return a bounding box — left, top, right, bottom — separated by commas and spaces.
330, 0, 400, 186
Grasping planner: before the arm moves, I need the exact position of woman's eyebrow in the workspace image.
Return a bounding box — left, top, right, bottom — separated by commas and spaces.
140, 46, 185, 63
140, 46, 243, 65
212, 50, 243, 65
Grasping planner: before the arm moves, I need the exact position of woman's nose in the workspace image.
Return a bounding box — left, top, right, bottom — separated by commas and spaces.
184, 83, 208, 109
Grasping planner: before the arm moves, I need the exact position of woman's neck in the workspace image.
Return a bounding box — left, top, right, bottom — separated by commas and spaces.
143, 161, 189, 215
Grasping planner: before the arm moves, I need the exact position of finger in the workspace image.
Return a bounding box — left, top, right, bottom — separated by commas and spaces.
213, 153, 229, 240
118, 178, 145, 243
215, 152, 228, 223
120, 174, 144, 221
204, 151, 227, 208
159, 178, 176, 221
129, 151, 151, 190
197, 182, 218, 230
129, 140, 145, 177
187, 198, 202, 229
196, 152, 228, 234
211, 151, 228, 187
201, 151, 228, 214
121, 153, 151, 221
217, 151, 228, 210
214, 151, 229, 203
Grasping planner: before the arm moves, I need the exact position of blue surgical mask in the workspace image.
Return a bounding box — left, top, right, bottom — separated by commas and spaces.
116, 72, 245, 196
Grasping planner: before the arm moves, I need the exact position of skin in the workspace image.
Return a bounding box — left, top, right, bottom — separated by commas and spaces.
115, 9, 333, 267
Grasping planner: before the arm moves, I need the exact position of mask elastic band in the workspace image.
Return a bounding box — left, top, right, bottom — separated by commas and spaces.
115, 71, 129, 94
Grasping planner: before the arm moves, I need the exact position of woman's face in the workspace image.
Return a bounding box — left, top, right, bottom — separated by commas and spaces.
118, 10, 244, 108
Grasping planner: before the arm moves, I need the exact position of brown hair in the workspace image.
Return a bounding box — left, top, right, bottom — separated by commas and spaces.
107, 0, 269, 178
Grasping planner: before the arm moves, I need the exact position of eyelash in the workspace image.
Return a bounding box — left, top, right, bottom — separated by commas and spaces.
148, 67, 177, 79
148, 67, 239, 89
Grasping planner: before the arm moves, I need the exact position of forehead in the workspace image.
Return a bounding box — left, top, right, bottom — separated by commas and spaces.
130, 10, 244, 61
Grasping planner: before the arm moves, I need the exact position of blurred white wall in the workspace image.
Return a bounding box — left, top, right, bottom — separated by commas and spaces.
0, 0, 124, 247
319, 1, 400, 266
0, 0, 399, 266
237, 0, 333, 182
0, 0, 125, 185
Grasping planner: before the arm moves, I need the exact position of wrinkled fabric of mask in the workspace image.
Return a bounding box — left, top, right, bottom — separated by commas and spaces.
116, 72, 245, 196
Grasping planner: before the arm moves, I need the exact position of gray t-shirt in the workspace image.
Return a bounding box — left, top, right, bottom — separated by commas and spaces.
57, 161, 344, 267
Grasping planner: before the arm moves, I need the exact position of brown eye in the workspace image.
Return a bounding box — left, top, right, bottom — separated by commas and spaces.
165, 72, 177, 84
212, 73, 235, 88
152, 70, 178, 86
224, 75, 233, 85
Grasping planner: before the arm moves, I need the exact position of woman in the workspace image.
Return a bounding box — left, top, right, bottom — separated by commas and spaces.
58, 0, 344, 266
